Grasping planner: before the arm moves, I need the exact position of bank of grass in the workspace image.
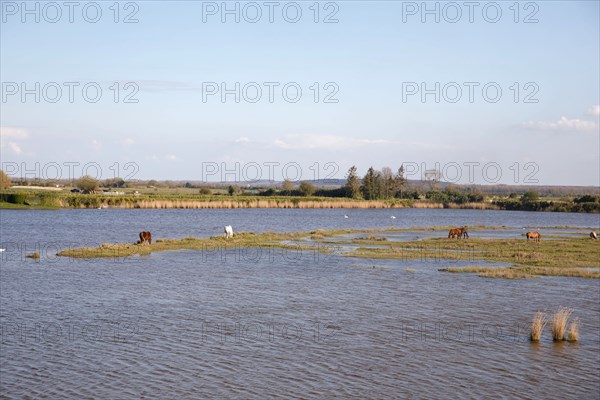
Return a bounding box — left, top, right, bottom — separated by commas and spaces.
442, 266, 599, 279
56, 227, 600, 280
57, 231, 319, 258
351, 237, 599, 271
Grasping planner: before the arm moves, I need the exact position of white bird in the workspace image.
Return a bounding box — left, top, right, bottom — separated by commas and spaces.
344, 215, 348, 219
390, 216, 396, 219
0, 249, 5, 252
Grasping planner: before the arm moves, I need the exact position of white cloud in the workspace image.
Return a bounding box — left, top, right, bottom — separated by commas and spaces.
585, 105, 600, 116
7, 142, 23, 155
92, 139, 102, 150
522, 116, 598, 132
122, 138, 135, 146
0, 127, 29, 139
272, 134, 396, 150
165, 154, 178, 161
235, 137, 250, 143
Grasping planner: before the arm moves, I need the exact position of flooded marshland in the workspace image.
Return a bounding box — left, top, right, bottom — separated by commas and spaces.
1, 209, 599, 398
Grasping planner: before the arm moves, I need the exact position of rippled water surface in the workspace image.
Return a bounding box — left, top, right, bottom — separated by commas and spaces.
1, 209, 599, 399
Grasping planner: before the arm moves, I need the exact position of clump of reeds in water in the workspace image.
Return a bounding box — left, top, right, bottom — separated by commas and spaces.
530, 311, 547, 342
551, 307, 573, 341
567, 318, 580, 342
26, 251, 40, 259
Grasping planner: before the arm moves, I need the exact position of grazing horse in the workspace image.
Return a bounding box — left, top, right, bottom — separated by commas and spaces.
448, 228, 462, 239
591, 231, 598, 240
224, 225, 234, 239
139, 231, 152, 245
526, 231, 541, 242
460, 227, 469, 239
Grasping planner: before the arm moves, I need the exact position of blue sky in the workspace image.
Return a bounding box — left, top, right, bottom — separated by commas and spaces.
1, 1, 599, 185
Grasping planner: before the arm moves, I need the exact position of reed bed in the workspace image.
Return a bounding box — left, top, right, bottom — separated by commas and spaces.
445, 202, 500, 210
108, 199, 411, 209
551, 307, 573, 341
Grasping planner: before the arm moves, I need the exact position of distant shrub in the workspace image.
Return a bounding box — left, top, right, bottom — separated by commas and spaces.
574, 194, 599, 204
0, 193, 28, 204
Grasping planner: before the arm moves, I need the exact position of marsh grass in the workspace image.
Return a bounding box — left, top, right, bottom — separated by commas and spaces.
551, 307, 573, 341
442, 265, 598, 279
530, 311, 548, 342
567, 318, 580, 342
26, 251, 40, 259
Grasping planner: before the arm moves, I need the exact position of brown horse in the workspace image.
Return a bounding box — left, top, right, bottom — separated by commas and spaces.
448, 228, 462, 239
460, 227, 469, 239
139, 231, 152, 245
591, 231, 598, 240
526, 231, 541, 242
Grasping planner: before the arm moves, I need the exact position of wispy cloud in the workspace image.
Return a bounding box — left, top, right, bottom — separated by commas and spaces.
585, 105, 600, 116
522, 116, 598, 133
0, 127, 29, 139
107, 80, 195, 92
6, 142, 23, 155
272, 134, 396, 150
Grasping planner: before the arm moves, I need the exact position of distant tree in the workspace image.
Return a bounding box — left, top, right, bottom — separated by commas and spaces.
199, 188, 212, 195
521, 191, 540, 203
282, 179, 294, 191
260, 188, 277, 196
508, 192, 519, 199
381, 167, 394, 199
299, 181, 316, 196
228, 185, 239, 196
468, 189, 485, 203
0, 170, 11, 189
394, 165, 406, 198
75, 176, 99, 194
361, 167, 383, 200
344, 166, 361, 199
574, 194, 598, 204
102, 178, 125, 188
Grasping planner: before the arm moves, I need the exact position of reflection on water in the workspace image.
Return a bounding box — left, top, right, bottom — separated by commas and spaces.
1, 209, 599, 398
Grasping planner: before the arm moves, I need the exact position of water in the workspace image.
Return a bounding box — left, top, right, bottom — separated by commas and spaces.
1, 209, 599, 399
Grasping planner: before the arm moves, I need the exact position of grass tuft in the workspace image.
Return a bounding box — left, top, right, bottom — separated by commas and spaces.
551, 307, 573, 341
567, 318, 580, 342
26, 251, 40, 259
530, 311, 547, 342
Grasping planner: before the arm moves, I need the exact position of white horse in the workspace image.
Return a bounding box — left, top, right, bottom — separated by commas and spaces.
591, 231, 598, 240
224, 225, 234, 239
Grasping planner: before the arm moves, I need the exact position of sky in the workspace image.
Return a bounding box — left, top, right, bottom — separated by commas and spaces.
1, 0, 599, 185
